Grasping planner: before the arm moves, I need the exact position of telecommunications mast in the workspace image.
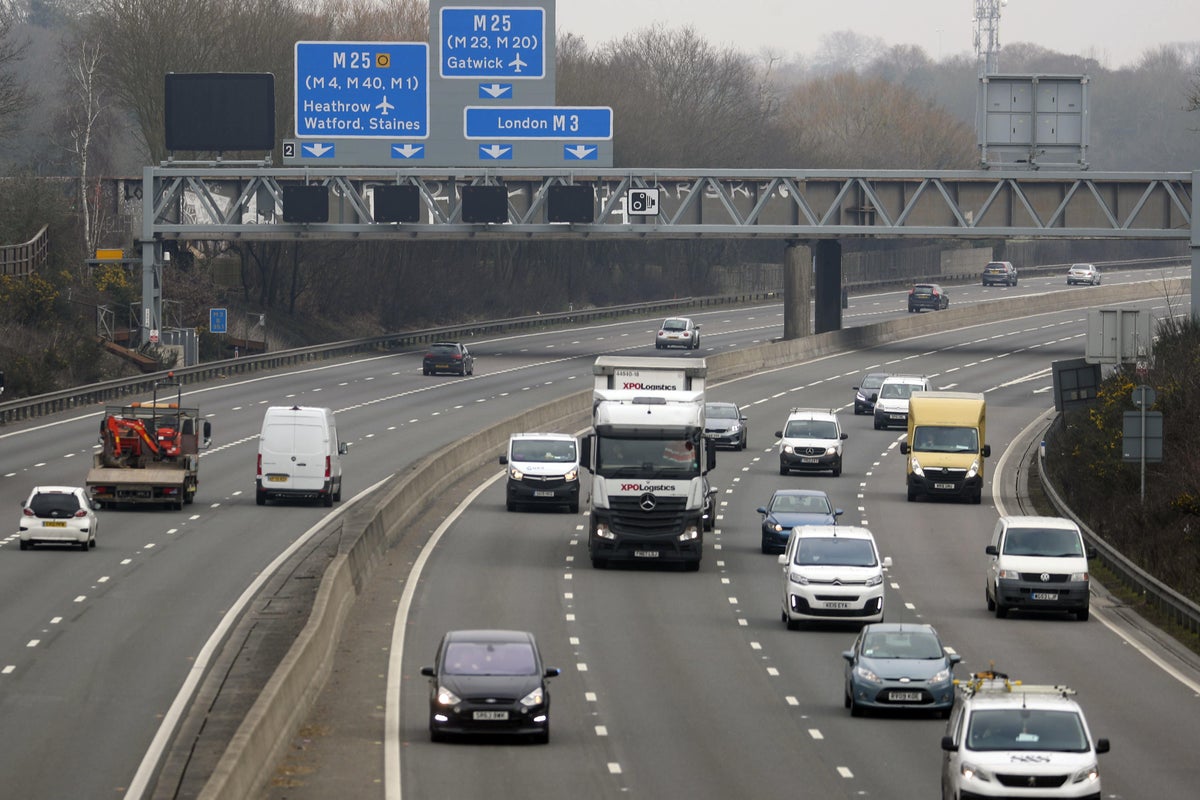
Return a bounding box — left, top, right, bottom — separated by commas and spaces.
973, 0, 1006, 75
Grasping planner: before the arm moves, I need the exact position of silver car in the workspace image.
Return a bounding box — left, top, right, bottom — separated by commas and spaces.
655, 317, 700, 349
19, 485, 99, 550
1066, 263, 1101, 285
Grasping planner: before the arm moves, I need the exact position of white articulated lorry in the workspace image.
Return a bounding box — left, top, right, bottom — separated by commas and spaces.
581, 356, 717, 571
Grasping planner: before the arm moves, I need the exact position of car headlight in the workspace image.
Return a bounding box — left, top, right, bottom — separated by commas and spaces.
1070, 763, 1100, 785
997, 569, 1020, 580
960, 761, 993, 784
930, 667, 952, 684
678, 526, 700, 542
564, 468, 578, 482
825, 446, 838, 456
435, 686, 461, 706
854, 665, 880, 682
789, 570, 809, 585
728, 422, 741, 433
910, 457, 924, 476
509, 467, 524, 480
782, 444, 795, 454
865, 573, 883, 587
519, 686, 545, 707
966, 459, 980, 479
1069, 571, 1089, 582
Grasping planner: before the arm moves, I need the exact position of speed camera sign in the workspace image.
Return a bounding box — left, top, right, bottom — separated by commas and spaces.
627, 188, 659, 216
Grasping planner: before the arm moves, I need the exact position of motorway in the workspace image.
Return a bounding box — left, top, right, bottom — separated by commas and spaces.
0, 266, 1195, 799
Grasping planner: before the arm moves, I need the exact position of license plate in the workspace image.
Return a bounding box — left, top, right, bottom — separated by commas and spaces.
633, 550, 660, 558
823, 601, 851, 609
533, 490, 555, 498
472, 710, 509, 721
268, 475, 288, 483
435, 363, 450, 369
934, 482, 955, 490
1031, 592, 1058, 601
889, 414, 904, 420
889, 691, 922, 702
801, 457, 819, 464
43, 520, 67, 527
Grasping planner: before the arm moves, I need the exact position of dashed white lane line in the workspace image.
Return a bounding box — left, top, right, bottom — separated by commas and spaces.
809, 729, 824, 740
837, 767, 854, 778
595, 725, 608, 736
786, 696, 799, 706
26, 640, 39, 648
74, 596, 86, 603
607, 763, 622, 775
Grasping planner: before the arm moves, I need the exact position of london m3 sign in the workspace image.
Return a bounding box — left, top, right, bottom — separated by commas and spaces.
295, 41, 429, 138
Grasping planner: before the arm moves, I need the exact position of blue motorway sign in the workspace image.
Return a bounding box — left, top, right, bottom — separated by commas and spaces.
295, 41, 429, 139
464, 106, 613, 140
440, 6, 545, 79
209, 308, 227, 334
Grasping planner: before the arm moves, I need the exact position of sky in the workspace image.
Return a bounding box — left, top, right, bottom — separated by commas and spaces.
554, 0, 1198, 69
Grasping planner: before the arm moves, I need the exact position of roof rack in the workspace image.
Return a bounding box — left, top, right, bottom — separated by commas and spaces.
788, 407, 837, 415
956, 668, 1076, 699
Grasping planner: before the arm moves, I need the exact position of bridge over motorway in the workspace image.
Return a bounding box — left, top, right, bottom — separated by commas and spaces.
136, 165, 1198, 343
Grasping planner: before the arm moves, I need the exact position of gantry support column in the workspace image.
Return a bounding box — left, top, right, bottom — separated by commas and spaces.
783, 241, 811, 340
1192, 171, 1199, 320
813, 240, 843, 334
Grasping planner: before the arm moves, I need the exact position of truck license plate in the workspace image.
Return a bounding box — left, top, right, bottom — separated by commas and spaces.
633, 550, 659, 558
934, 482, 955, 490
533, 490, 555, 497
473, 711, 509, 721
1031, 592, 1058, 601
889, 691, 922, 702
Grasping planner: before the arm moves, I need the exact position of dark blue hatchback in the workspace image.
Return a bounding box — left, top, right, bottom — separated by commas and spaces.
756, 489, 842, 554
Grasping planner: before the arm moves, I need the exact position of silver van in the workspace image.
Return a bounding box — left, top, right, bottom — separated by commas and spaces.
256, 406, 347, 507
499, 432, 580, 513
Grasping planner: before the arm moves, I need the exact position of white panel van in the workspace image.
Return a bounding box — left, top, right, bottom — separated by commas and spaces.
499, 432, 580, 513
256, 406, 346, 507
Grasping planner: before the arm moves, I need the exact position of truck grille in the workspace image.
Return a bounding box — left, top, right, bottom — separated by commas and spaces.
608, 496, 689, 535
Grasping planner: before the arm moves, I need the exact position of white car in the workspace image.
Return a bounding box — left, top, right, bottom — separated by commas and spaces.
1066, 263, 1101, 285
873, 375, 931, 430
655, 317, 700, 349
941, 670, 1110, 799
775, 407, 847, 476
19, 485, 99, 550
777, 525, 891, 628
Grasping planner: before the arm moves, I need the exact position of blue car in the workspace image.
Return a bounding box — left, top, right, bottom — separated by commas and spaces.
842, 623, 960, 718
756, 489, 842, 554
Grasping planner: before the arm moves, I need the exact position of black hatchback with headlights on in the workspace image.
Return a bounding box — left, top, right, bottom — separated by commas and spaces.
421, 629, 560, 743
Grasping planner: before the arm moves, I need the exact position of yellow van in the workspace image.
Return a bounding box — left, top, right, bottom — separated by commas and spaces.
899, 392, 990, 504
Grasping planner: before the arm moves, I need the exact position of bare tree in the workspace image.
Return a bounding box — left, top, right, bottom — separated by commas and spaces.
56, 33, 108, 257
0, 3, 31, 138
813, 30, 886, 75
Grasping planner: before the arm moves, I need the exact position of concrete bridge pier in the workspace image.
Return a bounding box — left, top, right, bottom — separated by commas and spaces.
783, 239, 844, 339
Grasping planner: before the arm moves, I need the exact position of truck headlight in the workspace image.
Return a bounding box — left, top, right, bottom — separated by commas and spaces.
564, 468, 578, 482
910, 457, 924, 476
678, 525, 700, 542
509, 467, 524, 480
595, 524, 615, 540
960, 761, 993, 784
966, 460, 980, 479
1069, 571, 1089, 582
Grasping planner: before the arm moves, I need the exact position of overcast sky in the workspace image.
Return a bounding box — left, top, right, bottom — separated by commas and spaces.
555, 0, 1198, 69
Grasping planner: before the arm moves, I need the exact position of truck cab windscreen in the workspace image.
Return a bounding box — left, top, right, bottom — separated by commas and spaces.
596, 437, 700, 478
911, 426, 979, 453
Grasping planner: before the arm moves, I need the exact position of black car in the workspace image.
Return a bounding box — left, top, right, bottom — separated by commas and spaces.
704, 401, 748, 450
420, 629, 559, 743
852, 372, 891, 415
907, 283, 948, 312
981, 261, 1018, 286
423, 342, 474, 376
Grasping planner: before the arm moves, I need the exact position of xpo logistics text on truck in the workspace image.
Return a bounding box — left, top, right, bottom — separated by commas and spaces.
580, 356, 717, 571
899, 391, 990, 504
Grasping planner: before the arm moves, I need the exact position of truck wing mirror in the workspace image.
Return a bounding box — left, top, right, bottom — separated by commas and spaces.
899, 442, 909, 454
202, 420, 213, 448
981, 444, 991, 457
499, 455, 508, 465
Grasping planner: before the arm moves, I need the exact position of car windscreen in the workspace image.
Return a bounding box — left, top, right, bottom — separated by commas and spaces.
784, 420, 838, 439
30, 493, 81, 517
966, 709, 1089, 752
1002, 528, 1085, 557
860, 375, 886, 390
880, 383, 917, 399
442, 642, 537, 676
911, 425, 979, 453
861, 631, 944, 659
770, 494, 831, 514
512, 440, 576, 463
794, 537, 877, 567
706, 404, 738, 419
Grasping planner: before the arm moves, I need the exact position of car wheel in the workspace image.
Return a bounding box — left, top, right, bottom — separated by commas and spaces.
986, 588, 996, 611
831, 462, 842, 478
762, 538, 772, 554
994, 601, 1008, 619
844, 688, 852, 708
89, 536, 96, 549
684, 559, 701, 572
19, 539, 30, 551
533, 724, 550, 745
323, 492, 334, 508
907, 486, 917, 502
79, 539, 89, 551
779, 463, 788, 476
568, 501, 579, 514
874, 418, 882, 430
591, 556, 607, 569
849, 695, 864, 717
971, 491, 982, 505
1076, 607, 1090, 621
739, 437, 747, 451
430, 725, 446, 743
256, 489, 266, 506
1095, 277, 1101, 285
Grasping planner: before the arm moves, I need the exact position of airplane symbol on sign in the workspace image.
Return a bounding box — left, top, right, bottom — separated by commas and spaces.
375, 96, 394, 115
509, 53, 527, 73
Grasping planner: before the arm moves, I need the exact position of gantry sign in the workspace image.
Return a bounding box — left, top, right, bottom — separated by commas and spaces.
283, 0, 613, 168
